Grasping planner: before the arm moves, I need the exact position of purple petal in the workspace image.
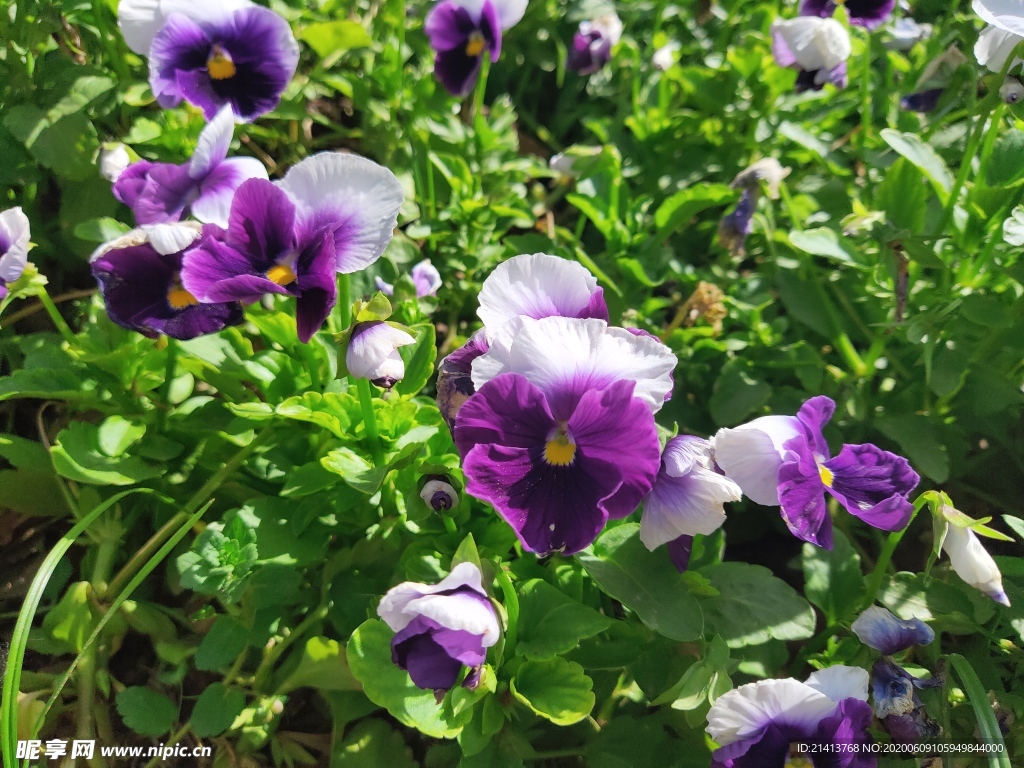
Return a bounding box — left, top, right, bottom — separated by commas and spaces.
845, 0, 896, 29
226, 177, 296, 262
434, 47, 484, 97
149, 13, 210, 110
812, 697, 876, 768
424, 1, 475, 51
181, 235, 288, 303
777, 434, 833, 549
900, 88, 944, 113
851, 606, 934, 655
132, 162, 198, 225
795, 395, 835, 459
771, 27, 798, 68
437, 330, 489, 430
192, 156, 268, 227
799, 0, 835, 17
666, 535, 694, 573
293, 229, 337, 342
824, 443, 918, 532
392, 616, 464, 691
112, 160, 157, 210
711, 723, 792, 768
580, 287, 610, 321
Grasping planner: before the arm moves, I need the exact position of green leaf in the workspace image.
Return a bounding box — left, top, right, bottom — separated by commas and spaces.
577, 524, 703, 641
709, 360, 772, 427
346, 619, 462, 738
510, 658, 595, 726
275, 392, 359, 438
279, 636, 361, 693
176, 515, 258, 602
946, 655, 1011, 768
332, 720, 416, 768
115, 687, 177, 737
395, 323, 437, 397
802, 530, 864, 625
1002, 515, 1024, 540
50, 422, 161, 486
321, 447, 388, 494
788, 228, 855, 264
40, 582, 100, 654
874, 158, 928, 232
3, 107, 101, 181
875, 414, 949, 483
451, 533, 483, 572
986, 130, 1024, 188
194, 616, 249, 672
516, 579, 612, 660
299, 20, 372, 58
189, 683, 245, 738
653, 185, 733, 240
97, 416, 146, 457
775, 268, 839, 339
73, 217, 131, 243
880, 129, 954, 192
696, 562, 815, 647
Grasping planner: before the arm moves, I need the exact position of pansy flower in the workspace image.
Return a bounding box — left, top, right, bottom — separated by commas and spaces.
771, 17, 851, 91
800, 0, 894, 30
377, 562, 500, 693
712, 396, 919, 549
118, 0, 299, 121
705, 666, 874, 767
180, 153, 404, 342
0, 207, 31, 300
639, 436, 742, 572
424, 0, 527, 97
567, 13, 623, 75
91, 225, 243, 340
375, 259, 442, 298
346, 321, 417, 389
113, 106, 267, 228
455, 316, 676, 554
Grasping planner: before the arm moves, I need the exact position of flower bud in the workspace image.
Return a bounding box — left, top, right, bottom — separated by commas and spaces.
420, 476, 459, 513
346, 321, 415, 389
941, 521, 1010, 606
99, 143, 131, 182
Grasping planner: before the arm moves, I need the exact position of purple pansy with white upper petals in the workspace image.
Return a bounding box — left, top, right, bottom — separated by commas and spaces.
706, 666, 875, 768
455, 316, 675, 554
118, 0, 299, 121
851, 606, 934, 655
375, 258, 442, 298
800, 0, 895, 29
0, 207, 31, 300
91, 225, 243, 340
567, 14, 623, 75
712, 396, 919, 550
113, 106, 267, 228
772, 17, 851, 92
377, 562, 500, 693
425, 0, 527, 97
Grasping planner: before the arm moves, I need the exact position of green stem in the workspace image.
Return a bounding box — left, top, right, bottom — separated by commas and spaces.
946, 654, 1011, 767
833, 332, 867, 378
862, 497, 925, 609
442, 516, 458, 534
38, 288, 76, 346
141, 724, 191, 768
104, 428, 275, 599
253, 603, 330, 693
470, 54, 491, 129
356, 378, 385, 467
157, 339, 178, 432
495, 568, 518, 662
778, 181, 802, 232
337, 274, 351, 331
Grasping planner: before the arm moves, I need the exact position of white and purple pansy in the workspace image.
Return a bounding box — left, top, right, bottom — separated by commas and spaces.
375, 258, 443, 298
377, 562, 500, 693
118, 0, 299, 121
771, 17, 852, 92
179, 152, 404, 343
424, 0, 527, 97
113, 106, 268, 228
705, 666, 874, 767
800, 0, 894, 30
712, 396, 919, 550
639, 436, 742, 573
0, 206, 31, 300
91, 224, 244, 340
454, 316, 676, 555
567, 13, 623, 75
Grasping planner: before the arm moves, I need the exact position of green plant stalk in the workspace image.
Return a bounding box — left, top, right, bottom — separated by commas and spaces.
946, 654, 1011, 767
495, 568, 518, 662
253, 603, 330, 693
442, 515, 458, 534
37, 287, 77, 346
859, 33, 872, 156
862, 496, 927, 609
157, 339, 178, 433
0, 489, 152, 767
104, 428, 275, 599
355, 378, 385, 467
337, 274, 351, 331
471, 55, 491, 130
142, 724, 191, 768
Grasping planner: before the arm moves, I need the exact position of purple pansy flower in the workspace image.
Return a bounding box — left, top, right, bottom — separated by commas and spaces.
0, 207, 31, 300
771, 17, 851, 92
639, 436, 741, 572
91, 225, 243, 340
712, 396, 919, 550
424, 0, 527, 97
377, 562, 500, 693
455, 316, 676, 554
851, 606, 934, 655
567, 13, 623, 75
800, 0, 894, 30
375, 258, 442, 298
706, 666, 875, 767
346, 321, 416, 388
113, 106, 267, 228
118, 0, 299, 121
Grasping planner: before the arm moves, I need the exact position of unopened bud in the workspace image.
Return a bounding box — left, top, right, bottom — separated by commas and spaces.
421, 477, 458, 513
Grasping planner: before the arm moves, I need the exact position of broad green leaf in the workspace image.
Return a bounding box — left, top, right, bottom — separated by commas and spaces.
275, 392, 359, 438
775, 268, 840, 339
880, 129, 953, 192
516, 579, 612, 660
986, 129, 1024, 187
874, 158, 928, 232
788, 228, 855, 264
73, 217, 131, 243
577, 524, 703, 642
395, 323, 437, 397
332, 720, 416, 768
653, 184, 733, 239
510, 658, 594, 726
279, 636, 361, 693
321, 447, 387, 494
115, 687, 177, 737
696, 563, 815, 647
299, 21, 372, 58
346, 619, 462, 739
176, 516, 258, 602
1003, 515, 1024, 540
194, 616, 249, 672
879, 572, 992, 630
190, 683, 245, 738
97, 416, 146, 457
0, 367, 99, 403
51, 422, 161, 486
802, 530, 863, 624
40, 582, 99, 654
3, 107, 100, 181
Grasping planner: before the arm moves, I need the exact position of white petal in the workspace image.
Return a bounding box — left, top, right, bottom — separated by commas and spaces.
117, 0, 252, 55
588, 13, 623, 45
189, 106, 236, 180
941, 525, 1010, 606
277, 152, 404, 274
405, 592, 500, 646
377, 562, 488, 633
476, 253, 600, 338
640, 467, 739, 549
488, 0, 527, 28
99, 144, 131, 182
711, 416, 802, 506
771, 17, 850, 72
142, 222, 203, 255
411, 259, 442, 295
661, 436, 711, 479
974, 0, 1024, 36
804, 666, 869, 704
975, 25, 1024, 71
191, 156, 269, 226
706, 679, 837, 747
0, 207, 31, 283
471, 316, 677, 414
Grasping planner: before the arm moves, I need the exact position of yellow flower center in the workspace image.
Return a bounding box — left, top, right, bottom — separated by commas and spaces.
818, 464, 834, 488
544, 424, 576, 467
167, 287, 199, 309
207, 45, 236, 80
465, 31, 486, 57
266, 263, 297, 286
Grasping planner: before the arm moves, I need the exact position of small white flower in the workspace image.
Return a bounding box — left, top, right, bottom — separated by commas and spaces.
772, 17, 852, 73
652, 40, 681, 71
99, 143, 131, 182
941, 522, 1010, 606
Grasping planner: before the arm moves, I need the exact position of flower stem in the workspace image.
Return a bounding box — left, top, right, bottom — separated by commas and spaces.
356, 378, 385, 467
337, 273, 351, 331
38, 287, 76, 346
157, 338, 178, 432
861, 497, 925, 610
495, 568, 518, 661
442, 516, 458, 534
252, 602, 330, 693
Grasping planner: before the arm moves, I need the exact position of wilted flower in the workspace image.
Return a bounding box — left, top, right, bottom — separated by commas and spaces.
731, 157, 790, 200
705, 666, 873, 767
712, 396, 919, 549
718, 188, 756, 257
347, 321, 416, 388
424, 0, 527, 97
99, 143, 131, 182
567, 13, 623, 75
871, 657, 942, 744
771, 17, 851, 91
800, 0, 895, 30
421, 476, 459, 511
852, 606, 934, 655
455, 316, 675, 554
652, 40, 680, 71
941, 521, 1010, 606
118, 0, 299, 121
639, 436, 741, 571
114, 106, 268, 228
375, 259, 442, 298
436, 330, 489, 429
377, 562, 500, 693
91, 225, 243, 340
0, 207, 31, 300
